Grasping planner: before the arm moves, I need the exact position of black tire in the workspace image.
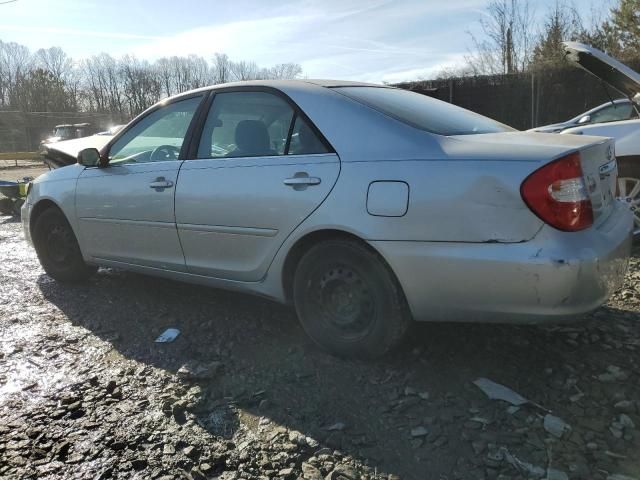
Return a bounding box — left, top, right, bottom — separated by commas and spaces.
617, 156, 640, 183
293, 239, 411, 358
32, 207, 97, 282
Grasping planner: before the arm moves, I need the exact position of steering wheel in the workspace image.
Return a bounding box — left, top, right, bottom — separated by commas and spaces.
150, 145, 181, 161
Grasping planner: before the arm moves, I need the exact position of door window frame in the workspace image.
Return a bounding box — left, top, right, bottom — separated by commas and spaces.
185, 86, 336, 161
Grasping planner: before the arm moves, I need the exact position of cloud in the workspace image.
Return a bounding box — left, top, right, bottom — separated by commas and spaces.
0, 24, 162, 41
128, 0, 486, 82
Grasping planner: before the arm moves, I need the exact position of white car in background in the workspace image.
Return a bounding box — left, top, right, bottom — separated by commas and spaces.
562, 42, 640, 233
531, 98, 637, 133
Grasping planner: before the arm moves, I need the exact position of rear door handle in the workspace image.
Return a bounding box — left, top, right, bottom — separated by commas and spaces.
149, 177, 174, 190
283, 172, 321, 189
284, 177, 321, 186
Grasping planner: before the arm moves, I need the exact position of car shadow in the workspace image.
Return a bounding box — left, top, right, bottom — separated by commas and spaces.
37, 265, 640, 479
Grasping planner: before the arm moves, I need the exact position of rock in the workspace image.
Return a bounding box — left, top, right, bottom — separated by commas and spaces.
288, 430, 306, 446
325, 422, 346, 432
404, 386, 416, 396
471, 440, 487, 455
619, 414, 635, 430
326, 464, 359, 480
279, 467, 295, 478
183, 445, 200, 459
547, 469, 568, 480
597, 366, 629, 382
608, 476, 639, 480
305, 436, 320, 449
614, 400, 637, 414
177, 361, 223, 381
410, 426, 428, 438
302, 462, 323, 480
163, 444, 175, 455
544, 414, 571, 438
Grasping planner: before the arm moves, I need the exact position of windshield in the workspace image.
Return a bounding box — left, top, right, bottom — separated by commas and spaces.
53, 126, 73, 137
335, 86, 515, 135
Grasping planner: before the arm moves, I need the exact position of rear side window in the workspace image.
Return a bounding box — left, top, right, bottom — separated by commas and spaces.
198, 92, 294, 158
197, 91, 330, 158
288, 116, 330, 155
335, 86, 514, 136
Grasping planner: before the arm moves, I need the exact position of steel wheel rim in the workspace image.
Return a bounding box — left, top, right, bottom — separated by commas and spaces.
46, 225, 73, 265
617, 177, 640, 234
311, 264, 376, 340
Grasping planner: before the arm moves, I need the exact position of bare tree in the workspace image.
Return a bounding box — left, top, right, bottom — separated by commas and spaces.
267, 63, 303, 79
34, 47, 73, 82
0, 37, 305, 118
211, 53, 231, 84
230, 60, 260, 81
0, 41, 31, 107
466, 0, 536, 74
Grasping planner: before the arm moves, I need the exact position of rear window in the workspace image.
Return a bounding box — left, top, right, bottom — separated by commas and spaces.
335, 86, 515, 136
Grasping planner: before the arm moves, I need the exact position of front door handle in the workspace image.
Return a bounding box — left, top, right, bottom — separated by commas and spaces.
284, 172, 321, 190
149, 177, 174, 190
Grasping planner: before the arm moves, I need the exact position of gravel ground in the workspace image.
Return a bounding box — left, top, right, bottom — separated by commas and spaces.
1, 217, 640, 480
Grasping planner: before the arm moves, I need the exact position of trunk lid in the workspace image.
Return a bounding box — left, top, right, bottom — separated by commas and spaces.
578, 138, 618, 226
443, 131, 618, 227
563, 41, 640, 104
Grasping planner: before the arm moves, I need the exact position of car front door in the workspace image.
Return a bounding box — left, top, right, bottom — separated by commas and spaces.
75, 94, 204, 271
175, 90, 340, 281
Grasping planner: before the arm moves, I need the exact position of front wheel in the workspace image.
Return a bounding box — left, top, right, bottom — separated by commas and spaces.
32, 207, 97, 282
293, 239, 411, 358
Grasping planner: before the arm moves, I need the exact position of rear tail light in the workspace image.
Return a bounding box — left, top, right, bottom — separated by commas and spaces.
520, 152, 593, 232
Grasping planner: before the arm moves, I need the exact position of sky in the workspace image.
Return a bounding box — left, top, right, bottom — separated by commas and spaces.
0, 0, 608, 83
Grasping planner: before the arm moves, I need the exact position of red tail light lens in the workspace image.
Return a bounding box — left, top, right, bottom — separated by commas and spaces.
520, 152, 593, 232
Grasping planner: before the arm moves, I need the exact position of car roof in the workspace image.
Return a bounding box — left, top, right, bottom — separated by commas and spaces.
166, 79, 388, 102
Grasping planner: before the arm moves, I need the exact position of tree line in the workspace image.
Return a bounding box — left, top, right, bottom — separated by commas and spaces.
0, 42, 302, 117
443, 0, 639, 78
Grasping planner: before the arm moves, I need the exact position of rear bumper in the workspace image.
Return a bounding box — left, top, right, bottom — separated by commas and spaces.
371, 201, 633, 324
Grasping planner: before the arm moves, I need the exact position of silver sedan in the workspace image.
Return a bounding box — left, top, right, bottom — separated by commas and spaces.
22, 80, 633, 358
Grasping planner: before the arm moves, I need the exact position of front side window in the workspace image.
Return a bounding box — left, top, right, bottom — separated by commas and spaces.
335, 86, 514, 136
590, 102, 633, 123
197, 91, 295, 159
109, 95, 203, 164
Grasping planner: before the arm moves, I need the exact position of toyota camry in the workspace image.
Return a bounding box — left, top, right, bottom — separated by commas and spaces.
22, 80, 633, 358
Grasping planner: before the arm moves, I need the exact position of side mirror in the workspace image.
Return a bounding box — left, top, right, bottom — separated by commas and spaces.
577, 115, 591, 124
77, 148, 101, 167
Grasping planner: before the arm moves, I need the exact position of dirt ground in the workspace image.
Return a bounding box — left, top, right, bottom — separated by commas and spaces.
0, 162, 50, 182
1, 217, 639, 480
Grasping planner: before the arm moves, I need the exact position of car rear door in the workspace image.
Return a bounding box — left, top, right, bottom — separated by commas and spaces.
175, 89, 340, 281
75, 94, 204, 271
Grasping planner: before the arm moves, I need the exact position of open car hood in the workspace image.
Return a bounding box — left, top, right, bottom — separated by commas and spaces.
41, 134, 112, 169
563, 42, 640, 104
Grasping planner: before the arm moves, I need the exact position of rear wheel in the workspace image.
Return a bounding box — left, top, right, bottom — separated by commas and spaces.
293, 239, 411, 358
33, 207, 97, 282
616, 157, 640, 235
